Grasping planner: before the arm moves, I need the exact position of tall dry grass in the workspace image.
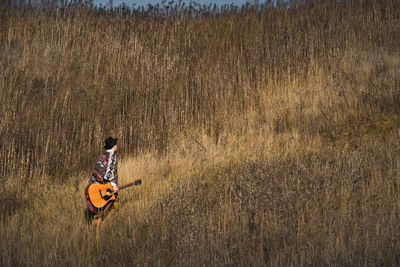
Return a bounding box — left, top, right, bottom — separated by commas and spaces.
1, 0, 400, 265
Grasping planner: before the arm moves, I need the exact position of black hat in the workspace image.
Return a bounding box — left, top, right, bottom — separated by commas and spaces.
104, 136, 118, 149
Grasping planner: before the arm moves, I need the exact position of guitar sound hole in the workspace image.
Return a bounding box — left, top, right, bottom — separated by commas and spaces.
106, 188, 113, 195
99, 188, 114, 201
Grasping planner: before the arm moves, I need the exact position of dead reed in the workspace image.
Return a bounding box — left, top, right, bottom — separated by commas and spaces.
0, 0, 399, 265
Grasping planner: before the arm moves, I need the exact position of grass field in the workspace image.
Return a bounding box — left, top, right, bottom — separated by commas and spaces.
1, 0, 400, 265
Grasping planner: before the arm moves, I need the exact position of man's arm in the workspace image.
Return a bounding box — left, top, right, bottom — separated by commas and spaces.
91, 153, 109, 183
112, 155, 118, 192
104, 152, 118, 192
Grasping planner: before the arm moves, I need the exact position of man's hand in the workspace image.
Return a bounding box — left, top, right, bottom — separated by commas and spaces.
113, 185, 119, 193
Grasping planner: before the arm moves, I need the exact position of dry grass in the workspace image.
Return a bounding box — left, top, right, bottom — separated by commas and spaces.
1, 0, 400, 265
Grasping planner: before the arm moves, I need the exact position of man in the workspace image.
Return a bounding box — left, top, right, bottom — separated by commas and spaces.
90, 136, 119, 192
85, 136, 119, 224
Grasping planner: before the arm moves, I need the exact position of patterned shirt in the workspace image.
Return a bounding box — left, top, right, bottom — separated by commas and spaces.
90, 149, 118, 186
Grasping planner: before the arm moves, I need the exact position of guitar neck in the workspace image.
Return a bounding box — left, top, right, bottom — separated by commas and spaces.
119, 180, 141, 190
119, 182, 135, 190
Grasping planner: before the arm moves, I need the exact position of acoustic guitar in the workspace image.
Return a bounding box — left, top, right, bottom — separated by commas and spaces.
86, 179, 142, 209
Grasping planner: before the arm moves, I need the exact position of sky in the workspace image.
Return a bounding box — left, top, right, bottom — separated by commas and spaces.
93, 0, 251, 8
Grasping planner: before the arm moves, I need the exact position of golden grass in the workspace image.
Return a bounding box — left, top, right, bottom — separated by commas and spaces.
1, 0, 400, 265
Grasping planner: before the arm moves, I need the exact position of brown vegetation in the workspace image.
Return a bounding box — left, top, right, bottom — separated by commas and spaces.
0, 0, 399, 265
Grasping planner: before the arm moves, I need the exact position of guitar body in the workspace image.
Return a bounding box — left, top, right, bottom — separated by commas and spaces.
85, 179, 141, 214
87, 182, 116, 208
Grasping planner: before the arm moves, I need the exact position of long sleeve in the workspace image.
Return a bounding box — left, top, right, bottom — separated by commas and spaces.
113, 156, 118, 186
104, 151, 118, 186
90, 152, 110, 184
90, 150, 118, 185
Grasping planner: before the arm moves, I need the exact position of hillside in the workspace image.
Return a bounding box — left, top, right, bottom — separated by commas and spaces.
1, 0, 399, 265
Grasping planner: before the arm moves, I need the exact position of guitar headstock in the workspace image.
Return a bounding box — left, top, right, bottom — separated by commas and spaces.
134, 179, 142, 186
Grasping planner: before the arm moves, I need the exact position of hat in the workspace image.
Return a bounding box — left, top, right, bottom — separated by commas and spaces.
104, 136, 118, 149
